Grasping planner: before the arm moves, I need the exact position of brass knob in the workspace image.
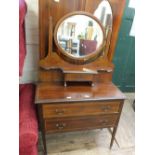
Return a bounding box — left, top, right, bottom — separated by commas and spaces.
56, 123, 66, 129
55, 109, 65, 115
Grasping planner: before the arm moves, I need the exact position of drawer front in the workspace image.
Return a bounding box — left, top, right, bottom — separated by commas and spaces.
42, 101, 120, 118
64, 73, 93, 81
45, 114, 118, 133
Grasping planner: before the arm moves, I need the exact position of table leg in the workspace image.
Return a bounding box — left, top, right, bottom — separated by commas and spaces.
38, 105, 48, 154
108, 128, 120, 148
110, 127, 118, 149
41, 131, 47, 155
110, 100, 124, 149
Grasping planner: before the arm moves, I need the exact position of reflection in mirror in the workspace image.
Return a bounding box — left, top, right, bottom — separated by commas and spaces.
94, 0, 112, 36
56, 15, 104, 57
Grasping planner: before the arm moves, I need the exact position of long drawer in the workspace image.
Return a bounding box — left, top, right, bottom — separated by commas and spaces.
42, 101, 120, 118
44, 114, 118, 133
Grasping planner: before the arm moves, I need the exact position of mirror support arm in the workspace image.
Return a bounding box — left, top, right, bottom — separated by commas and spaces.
48, 17, 53, 57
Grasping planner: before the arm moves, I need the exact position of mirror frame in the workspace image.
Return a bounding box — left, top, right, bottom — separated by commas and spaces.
54, 11, 106, 64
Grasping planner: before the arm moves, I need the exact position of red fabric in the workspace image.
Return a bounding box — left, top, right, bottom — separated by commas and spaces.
20, 146, 38, 155
19, 84, 38, 155
19, 0, 27, 76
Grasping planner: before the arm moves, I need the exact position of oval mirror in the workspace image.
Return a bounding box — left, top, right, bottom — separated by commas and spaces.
54, 12, 106, 64
94, 0, 113, 37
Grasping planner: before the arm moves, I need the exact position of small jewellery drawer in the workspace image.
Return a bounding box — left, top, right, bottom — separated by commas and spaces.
44, 114, 118, 133
42, 101, 120, 118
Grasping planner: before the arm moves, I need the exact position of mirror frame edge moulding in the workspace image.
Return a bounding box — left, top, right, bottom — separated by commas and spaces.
54, 11, 107, 64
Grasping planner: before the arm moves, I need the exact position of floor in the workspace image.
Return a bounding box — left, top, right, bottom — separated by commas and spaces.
38, 93, 135, 155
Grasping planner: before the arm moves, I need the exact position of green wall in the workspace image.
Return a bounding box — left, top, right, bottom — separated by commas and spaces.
112, 0, 135, 92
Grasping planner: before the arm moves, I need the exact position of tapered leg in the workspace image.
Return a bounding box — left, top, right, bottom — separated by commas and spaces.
110, 101, 124, 149
110, 127, 118, 149
108, 128, 120, 148
41, 131, 47, 155
37, 105, 47, 155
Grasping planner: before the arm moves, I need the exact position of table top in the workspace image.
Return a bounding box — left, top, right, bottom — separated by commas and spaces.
35, 82, 125, 104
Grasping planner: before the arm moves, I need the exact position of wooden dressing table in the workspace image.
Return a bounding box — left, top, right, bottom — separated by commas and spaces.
35, 0, 126, 154
36, 82, 125, 154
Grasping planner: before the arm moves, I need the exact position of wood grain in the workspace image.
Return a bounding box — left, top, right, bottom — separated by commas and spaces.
38, 95, 134, 155
42, 101, 120, 118
44, 114, 119, 133
37, 1, 126, 154
35, 82, 125, 104
39, 0, 126, 61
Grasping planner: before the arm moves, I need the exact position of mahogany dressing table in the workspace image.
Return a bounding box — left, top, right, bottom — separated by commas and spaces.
35, 1, 126, 154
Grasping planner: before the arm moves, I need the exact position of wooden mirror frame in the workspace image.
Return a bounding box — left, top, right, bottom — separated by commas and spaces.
54, 11, 106, 64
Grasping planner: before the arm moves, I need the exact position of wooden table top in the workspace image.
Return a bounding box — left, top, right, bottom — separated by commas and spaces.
35, 82, 125, 104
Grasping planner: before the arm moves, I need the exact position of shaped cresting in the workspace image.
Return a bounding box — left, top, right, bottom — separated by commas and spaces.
54, 0, 113, 63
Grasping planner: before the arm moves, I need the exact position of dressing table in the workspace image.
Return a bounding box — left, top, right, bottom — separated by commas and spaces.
35, 0, 126, 154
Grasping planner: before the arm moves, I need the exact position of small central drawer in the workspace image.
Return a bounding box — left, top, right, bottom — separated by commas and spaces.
64, 73, 94, 82
42, 101, 120, 118
44, 114, 118, 133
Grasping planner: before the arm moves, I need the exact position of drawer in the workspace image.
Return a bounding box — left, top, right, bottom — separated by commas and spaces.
42, 101, 120, 118
64, 73, 94, 82
44, 114, 118, 133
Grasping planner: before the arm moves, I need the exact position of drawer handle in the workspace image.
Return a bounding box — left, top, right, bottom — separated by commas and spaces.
56, 123, 66, 130
55, 109, 65, 115
102, 106, 111, 111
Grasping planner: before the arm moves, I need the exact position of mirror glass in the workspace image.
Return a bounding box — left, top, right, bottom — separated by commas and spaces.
94, 0, 113, 36
56, 14, 104, 57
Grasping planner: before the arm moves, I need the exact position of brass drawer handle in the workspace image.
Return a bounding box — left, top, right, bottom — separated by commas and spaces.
56, 123, 66, 130
55, 109, 65, 115
102, 106, 111, 111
